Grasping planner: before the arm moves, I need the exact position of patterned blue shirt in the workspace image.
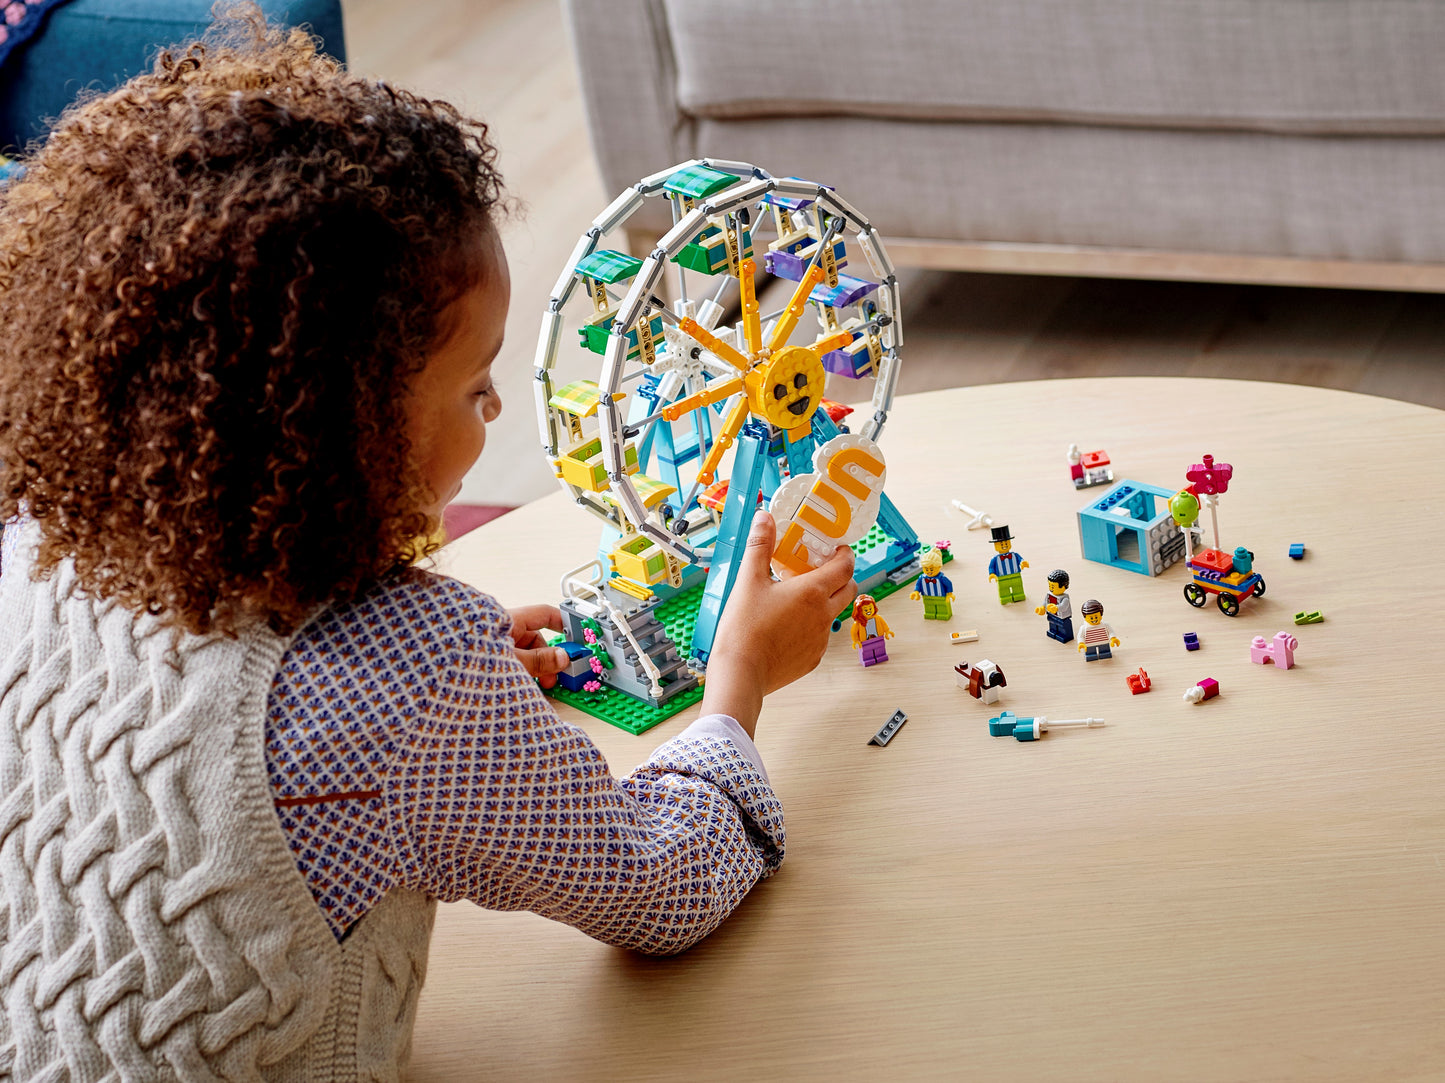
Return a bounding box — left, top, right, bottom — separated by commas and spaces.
264, 570, 784, 953
989, 552, 1025, 577
913, 574, 953, 597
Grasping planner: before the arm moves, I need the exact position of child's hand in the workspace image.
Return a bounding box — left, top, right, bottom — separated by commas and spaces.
507, 604, 569, 689
701, 512, 856, 737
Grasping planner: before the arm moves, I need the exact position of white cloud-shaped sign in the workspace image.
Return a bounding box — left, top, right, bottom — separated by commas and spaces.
769, 433, 886, 577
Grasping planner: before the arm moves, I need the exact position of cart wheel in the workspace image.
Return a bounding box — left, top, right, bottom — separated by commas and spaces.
1184, 584, 1207, 608
1252, 577, 1267, 598
1217, 593, 1240, 617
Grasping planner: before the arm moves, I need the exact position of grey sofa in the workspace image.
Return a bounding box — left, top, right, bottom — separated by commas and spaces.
564, 0, 1445, 290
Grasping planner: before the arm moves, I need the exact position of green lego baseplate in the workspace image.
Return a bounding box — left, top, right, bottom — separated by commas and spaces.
545, 529, 936, 735
549, 681, 705, 736
545, 581, 708, 735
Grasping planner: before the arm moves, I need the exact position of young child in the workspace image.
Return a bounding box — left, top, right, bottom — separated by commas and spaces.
0, 11, 855, 1079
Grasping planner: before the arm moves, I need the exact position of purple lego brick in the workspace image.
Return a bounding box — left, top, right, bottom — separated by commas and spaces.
764, 240, 847, 283
809, 273, 878, 308
822, 334, 876, 379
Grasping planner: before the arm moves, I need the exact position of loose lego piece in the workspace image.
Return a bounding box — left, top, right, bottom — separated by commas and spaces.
1127, 668, 1151, 694
987, 525, 1028, 605
1035, 568, 1074, 643
1250, 631, 1298, 669
1077, 599, 1120, 661
989, 710, 1106, 742
1068, 443, 1114, 489
868, 709, 907, 746
849, 594, 894, 667
1293, 610, 1325, 625
1288, 543, 1306, 559
948, 629, 980, 645
1183, 677, 1220, 703
909, 546, 955, 620
956, 659, 1007, 704
1183, 631, 1201, 651
950, 499, 994, 530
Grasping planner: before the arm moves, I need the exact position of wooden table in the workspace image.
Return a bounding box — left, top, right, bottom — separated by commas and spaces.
413, 377, 1445, 1082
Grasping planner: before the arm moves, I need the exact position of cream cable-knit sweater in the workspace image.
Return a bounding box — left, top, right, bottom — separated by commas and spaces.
0, 524, 434, 1081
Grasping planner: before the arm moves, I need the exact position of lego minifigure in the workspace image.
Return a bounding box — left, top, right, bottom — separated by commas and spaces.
1076, 599, 1120, 661
987, 525, 1029, 605
849, 594, 893, 667
909, 547, 955, 620
1034, 568, 1073, 642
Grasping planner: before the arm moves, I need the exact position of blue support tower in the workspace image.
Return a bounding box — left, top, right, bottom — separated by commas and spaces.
690, 418, 770, 668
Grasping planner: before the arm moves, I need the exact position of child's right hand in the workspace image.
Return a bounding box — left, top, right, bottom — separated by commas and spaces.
700, 511, 856, 737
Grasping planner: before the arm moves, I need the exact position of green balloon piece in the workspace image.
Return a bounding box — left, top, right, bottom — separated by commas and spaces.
1170, 488, 1200, 526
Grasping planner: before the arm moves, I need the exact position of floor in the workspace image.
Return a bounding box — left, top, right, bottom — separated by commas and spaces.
345, 0, 1445, 513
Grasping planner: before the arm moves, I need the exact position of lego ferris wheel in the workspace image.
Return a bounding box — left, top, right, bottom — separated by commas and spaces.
535, 159, 922, 722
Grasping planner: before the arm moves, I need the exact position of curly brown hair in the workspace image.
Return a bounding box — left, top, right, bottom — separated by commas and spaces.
0, 5, 504, 635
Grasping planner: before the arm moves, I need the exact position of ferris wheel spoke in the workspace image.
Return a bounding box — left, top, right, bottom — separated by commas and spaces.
810, 328, 856, 357
678, 317, 750, 372
694, 396, 750, 488
660, 375, 744, 422
767, 264, 825, 353
738, 257, 762, 355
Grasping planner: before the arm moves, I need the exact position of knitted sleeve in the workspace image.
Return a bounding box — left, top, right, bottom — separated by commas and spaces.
379, 578, 785, 955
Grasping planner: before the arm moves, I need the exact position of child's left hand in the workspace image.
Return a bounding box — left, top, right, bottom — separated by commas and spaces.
507, 605, 569, 688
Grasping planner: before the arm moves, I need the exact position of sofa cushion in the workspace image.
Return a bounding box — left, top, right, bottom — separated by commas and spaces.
0, 0, 346, 152
664, 0, 1445, 135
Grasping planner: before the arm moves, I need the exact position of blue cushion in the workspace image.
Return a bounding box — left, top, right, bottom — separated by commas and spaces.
0, 0, 346, 153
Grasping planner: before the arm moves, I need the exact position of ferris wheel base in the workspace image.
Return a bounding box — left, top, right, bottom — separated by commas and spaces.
546, 507, 925, 736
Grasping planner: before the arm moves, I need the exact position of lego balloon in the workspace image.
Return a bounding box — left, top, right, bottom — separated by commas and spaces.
1169, 487, 1200, 527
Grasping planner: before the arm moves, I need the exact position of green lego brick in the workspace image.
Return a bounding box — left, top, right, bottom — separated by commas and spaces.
662, 163, 739, 200
574, 249, 643, 284
656, 580, 706, 651
672, 242, 725, 276
579, 314, 665, 358
671, 228, 754, 276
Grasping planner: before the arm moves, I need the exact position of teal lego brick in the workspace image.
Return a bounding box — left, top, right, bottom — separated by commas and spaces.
663, 163, 739, 200
574, 249, 643, 284
579, 313, 665, 357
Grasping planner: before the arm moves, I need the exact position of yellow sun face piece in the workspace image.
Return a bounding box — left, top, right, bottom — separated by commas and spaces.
770, 432, 887, 577
745, 346, 825, 432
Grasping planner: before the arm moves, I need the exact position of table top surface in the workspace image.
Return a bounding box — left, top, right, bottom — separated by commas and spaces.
413, 377, 1445, 1083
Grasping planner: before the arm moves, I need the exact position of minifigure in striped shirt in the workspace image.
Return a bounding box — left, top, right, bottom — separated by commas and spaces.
909, 546, 955, 620
1077, 599, 1121, 661
987, 525, 1030, 605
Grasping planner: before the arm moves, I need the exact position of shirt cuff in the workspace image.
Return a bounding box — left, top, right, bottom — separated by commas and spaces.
677, 713, 769, 784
